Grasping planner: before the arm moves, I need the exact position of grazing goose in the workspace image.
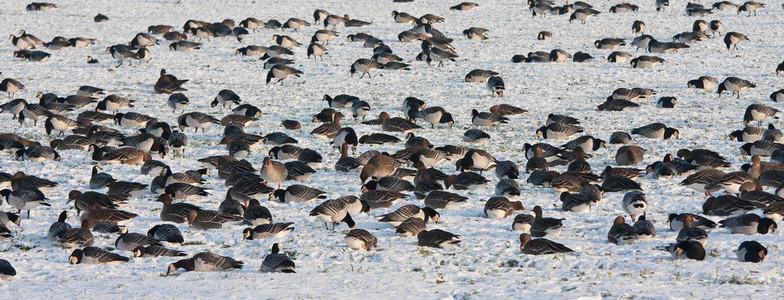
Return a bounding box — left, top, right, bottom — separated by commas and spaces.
421, 47, 458, 67
375, 112, 421, 134
630, 56, 665, 68
737, 1, 764, 16
489, 104, 526, 116
608, 216, 637, 245
569, 8, 600, 24
647, 39, 689, 53
736, 241, 767, 263
631, 123, 679, 139
165, 182, 209, 200
519, 233, 573, 255
471, 109, 508, 126
594, 38, 625, 49
70, 247, 130, 265
1, 187, 50, 218
309, 199, 356, 230
115, 232, 159, 251
95, 95, 134, 115
270, 185, 325, 203
379, 205, 440, 226
632, 20, 646, 34
107, 45, 137, 67
703, 195, 753, 216
167, 253, 243, 275
486, 76, 505, 97
718, 77, 755, 98
465, 69, 499, 82
417, 229, 460, 248
688, 76, 719, 90
211, 89, 241, 109
260, 243, 296, 273
680, 168, 724, 196
107, 180, 148, 198
724, 32, 748, 50
463, 27, 488, 40
424, 191, 468, 209
345, 229, 377, 250
414, 107, 454, 128
266, 65, 303, 84
0, 79, 24, 99
705, 171, 755, 194
177, 112, 219, 133
719, 214, 777, 234
242, 223, 295, 240
669, 241, 706, 261
531, 206, 565, 238
668, 213, 717, 231
361, 190, 408, 208
536, 123, 583, 140
363, 176, 414, 193
743, 104, 777, 126
350, 59, 383, 78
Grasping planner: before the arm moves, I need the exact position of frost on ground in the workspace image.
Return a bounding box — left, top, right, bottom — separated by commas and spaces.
1, 0, 784, 298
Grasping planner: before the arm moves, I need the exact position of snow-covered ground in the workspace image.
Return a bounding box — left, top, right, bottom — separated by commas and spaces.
1, 0, 784, 298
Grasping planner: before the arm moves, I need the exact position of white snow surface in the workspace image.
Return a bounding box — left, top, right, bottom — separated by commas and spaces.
1, 0, 784, 298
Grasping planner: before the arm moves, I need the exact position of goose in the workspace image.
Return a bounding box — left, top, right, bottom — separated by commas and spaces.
309, 199, 356, 230
70, 247, 130, 265
59, 220, 94, 248
486, 76, 505, 97
630, 56, 665, 68
0, 187, 50, 218
736, 241, 767, 263
669, 241, 705, 260
424, 191, 468, 209
242, 223, 295, 240
260, 243, 296, 273
147, 224, 183, 245
452, 2, 479, 10
178, 112, 219, 133
351, 101, 371, 121
270, 185, 325, 203
114, 112, 155, 128
166, 253, 243, 275
631, 123, 679, 139
519, 233, 573, 255
236, 45, 267, 56
239, 17, 264, 32
379, 205, 439, 226
737, 1, 764, 16
266, 65, 303, 84
569, 8, 600, 23
703, 195, 754, 216
668, 213, 717, 231
680, 168, 724, 196
536, 123, 583, 140
80, 208, 137, 228
396, 218, 427, 237
0, 259, 15, 280
362, 176, 414, 193
677, 215, 708, 245
106, 45, 137, 67
608, 216, 637, 245
350, 59, 383, 78
463, 27, 488, 40
345, 229, 377, 250
133, 245, 186, 258
531, 206, 565, 237
724, 32, 748, 50
243, 199, 272, 226
718, 77, 755, 98
417, 229, 460, 248
311, 30, 338, 45
647, 39, 689, 53
114, 232, 159, 251
156, 194, 201, 223
632, 20, 646, 34
361, 190, 408, 208
95, 95, 134, 115
484, 197, 524, 218
186, 209, 243, 230
0, 79, 24, 99
719, 214, 777, 234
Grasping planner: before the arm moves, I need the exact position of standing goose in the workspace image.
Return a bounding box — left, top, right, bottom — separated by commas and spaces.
260, 157, 288, 189
361, 190, 408, 208
115, 232, 159, 251
164, 182, 209, 200
211, 89, 241, 109
167, 253, 243, 275
114, 112, 155, 128
96, 95, 134, 115
260, 243, 295, 273
737, 1, 764, 16
680, 168, 725, 196
413, 107, 454, 128
69, 247, 130, 265
106, 45, 138, 67
309, 199, 356, 230
519, 233, 573, 255
345, 229, 377, 250
0, 79, 24, 99
608, 216, 637, 245
307, 43, 328, 60
486, 76, 505, 97
463, 27, 488, 40
1, 187, 50, 218
44, 114, 78, 137
395, 218, 427, 237
362, 176, 414, 193
724, 32, 748, 50
311, 30, 338, 45
465, 69, 498, 83
376, 112, 421, 134
718, 77, 755, 98
417, 229, 461, 248
622, 191, 647, 221
632, 20, 646, 34
744, 104, 778, 126
282, 18, 310, 31
350, 59, 383, 78
594, 38, 625, 49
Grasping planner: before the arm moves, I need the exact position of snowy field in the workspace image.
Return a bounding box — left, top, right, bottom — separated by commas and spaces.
1, 0, 784, 298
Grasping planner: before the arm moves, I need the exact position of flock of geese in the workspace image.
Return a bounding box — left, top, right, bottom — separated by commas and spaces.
1, 0, 784, 282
